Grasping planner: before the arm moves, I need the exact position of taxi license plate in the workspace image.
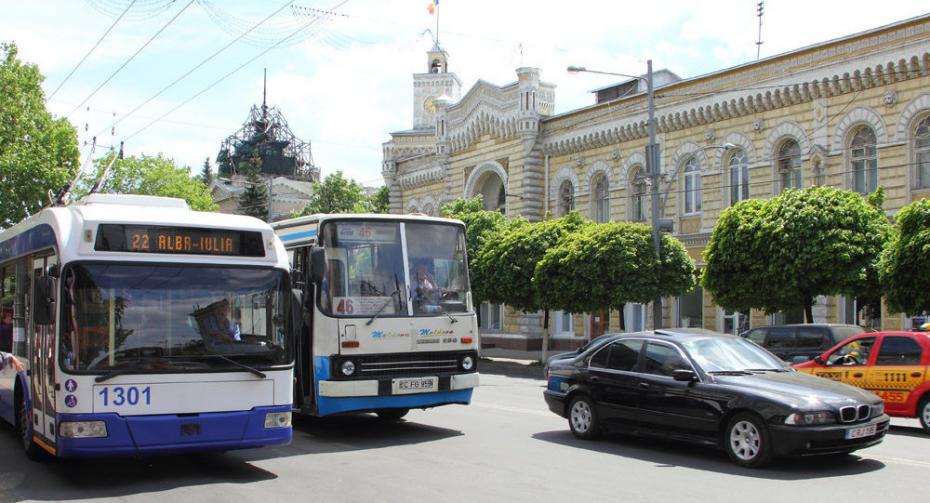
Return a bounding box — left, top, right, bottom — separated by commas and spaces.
845, 423, 877, 440
392, 377, 438, 395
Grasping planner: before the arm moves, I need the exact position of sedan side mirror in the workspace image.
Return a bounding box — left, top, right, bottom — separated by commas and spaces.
672, 369, 697, 382
813, 355, 825, 364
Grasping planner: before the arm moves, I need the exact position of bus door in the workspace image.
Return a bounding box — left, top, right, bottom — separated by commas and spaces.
29, 255, 57, 449
292, 247, 314, 409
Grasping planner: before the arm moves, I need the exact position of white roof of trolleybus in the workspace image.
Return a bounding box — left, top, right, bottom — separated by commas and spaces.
0, 194, 287, 268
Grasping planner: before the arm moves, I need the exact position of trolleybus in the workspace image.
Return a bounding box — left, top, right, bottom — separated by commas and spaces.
274, 214, 479, 419
0, 194, 294, 458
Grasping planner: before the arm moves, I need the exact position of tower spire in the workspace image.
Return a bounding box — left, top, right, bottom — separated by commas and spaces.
262, 68, 268, 120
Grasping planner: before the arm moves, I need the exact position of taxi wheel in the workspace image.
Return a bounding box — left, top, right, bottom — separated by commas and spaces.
568, 395, 600, 440
918, 396, 930, 434
724, 413, 772, 468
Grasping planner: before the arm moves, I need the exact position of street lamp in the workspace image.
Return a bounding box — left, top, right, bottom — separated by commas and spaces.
568, 60, 665, 328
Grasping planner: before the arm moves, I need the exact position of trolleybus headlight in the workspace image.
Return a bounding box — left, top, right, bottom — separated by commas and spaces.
340, 360, 356, 376
264, 411, 292, 429
59, 421, 108, 438
461, 355, 475, 371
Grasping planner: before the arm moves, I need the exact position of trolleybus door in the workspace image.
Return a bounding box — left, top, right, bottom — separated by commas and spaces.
30, 256, 57, 448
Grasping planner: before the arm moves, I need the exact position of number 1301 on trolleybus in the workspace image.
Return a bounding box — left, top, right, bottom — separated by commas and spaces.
0, 194, 295, 458
273, 214, 479, 420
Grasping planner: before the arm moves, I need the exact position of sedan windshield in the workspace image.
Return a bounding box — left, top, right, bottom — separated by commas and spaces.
59, 264, 291, 373
682, 337, 789, 373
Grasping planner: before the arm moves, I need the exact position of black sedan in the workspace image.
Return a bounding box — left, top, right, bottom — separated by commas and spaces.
543, 328, 889, 467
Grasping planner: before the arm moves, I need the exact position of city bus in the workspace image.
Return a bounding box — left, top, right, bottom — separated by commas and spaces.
273, 214, 479, 419
0, 194, 295, 458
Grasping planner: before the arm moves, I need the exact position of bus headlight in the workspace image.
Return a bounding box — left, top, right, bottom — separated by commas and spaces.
340, 360, 356, 376
264, 411, 292, 429
60, 421, 108, 438
461, 355, 475, 371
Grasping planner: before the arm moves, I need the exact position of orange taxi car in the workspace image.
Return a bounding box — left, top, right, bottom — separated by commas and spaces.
794, 331, 930, 433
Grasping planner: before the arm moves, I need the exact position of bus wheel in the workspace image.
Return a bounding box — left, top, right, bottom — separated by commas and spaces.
376, 409, 409, 421
16, 398, 44, 461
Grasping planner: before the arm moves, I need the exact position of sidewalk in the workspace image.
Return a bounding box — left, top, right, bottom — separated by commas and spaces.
478, 347, 552, 380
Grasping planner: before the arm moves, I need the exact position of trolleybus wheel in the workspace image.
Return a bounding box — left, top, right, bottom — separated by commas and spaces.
16, 397, 45, 461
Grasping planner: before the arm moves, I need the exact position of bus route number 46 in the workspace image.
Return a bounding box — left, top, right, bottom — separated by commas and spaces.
98, 385, 152, 407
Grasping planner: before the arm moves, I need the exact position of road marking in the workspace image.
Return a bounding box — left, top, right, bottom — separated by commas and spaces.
866, 454, 930, 468
470, 401, 554, 417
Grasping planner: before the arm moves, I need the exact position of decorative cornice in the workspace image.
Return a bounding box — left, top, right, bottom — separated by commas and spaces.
397, 166, 444, 189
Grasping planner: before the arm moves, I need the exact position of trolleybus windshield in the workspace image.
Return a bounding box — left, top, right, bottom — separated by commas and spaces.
59, 263, 292, 373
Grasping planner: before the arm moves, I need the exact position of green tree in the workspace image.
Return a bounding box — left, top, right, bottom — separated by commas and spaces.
440, 196, 506, 304
200, 157, 214, 185
238, 156, 268, 220
367, 185, 391, 214
299, 171, 366, 215
702, 186, 890, 322
84, 153, 217, 211
880, 198, 930, 316
534, 222, 696, 326
0, 42, 80, 227
477, 212, 590, 321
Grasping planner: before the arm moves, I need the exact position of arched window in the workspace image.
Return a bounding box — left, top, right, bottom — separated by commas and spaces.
850, 125, 878, 194
630, 167, 646, 222
682, 157, 701, 215
558, 180, 574, 216
728, 149, 749, 205
777, 139, 802, 193
422, 204, 435, 216
592, 174, 609, 223
915, 116, 930, 189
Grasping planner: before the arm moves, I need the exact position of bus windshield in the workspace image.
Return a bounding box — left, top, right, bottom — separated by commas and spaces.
319, 221, 470, 317
59, 263, 291, 373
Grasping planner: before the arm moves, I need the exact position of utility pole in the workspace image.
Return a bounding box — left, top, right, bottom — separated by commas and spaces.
756, 1, 764, 60
645, 60, 664, 330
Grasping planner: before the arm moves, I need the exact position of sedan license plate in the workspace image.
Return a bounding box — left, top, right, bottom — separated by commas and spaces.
845, 423, 877, 440
392, 377, 438, 395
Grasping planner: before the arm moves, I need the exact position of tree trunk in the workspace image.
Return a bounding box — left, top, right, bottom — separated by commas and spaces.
804, 298, 814, 324
541, 310, 550, 364
618, 304, 626, 331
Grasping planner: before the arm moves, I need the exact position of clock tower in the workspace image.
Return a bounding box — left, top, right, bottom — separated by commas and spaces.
413, 43, 461, 130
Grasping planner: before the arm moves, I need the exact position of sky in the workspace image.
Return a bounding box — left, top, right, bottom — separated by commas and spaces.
3, 0, 930, 187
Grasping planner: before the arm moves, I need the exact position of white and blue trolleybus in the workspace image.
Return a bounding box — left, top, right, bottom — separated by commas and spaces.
0, 194, 294, 458
273, 214, 479, 419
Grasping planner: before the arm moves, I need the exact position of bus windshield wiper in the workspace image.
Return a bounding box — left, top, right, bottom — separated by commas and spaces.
367, 289, 400, 326
438, 303, 458, 324
95, 369, 131, 383
195, 354, 266, 378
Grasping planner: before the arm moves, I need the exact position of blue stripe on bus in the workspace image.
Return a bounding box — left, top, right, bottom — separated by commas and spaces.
279, 229, 317, 242
0, 224, 56, 263
55, 405, 292, 458
311, 355, 473, 417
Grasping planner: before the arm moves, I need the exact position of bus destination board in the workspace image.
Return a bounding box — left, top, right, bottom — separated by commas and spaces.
95, 224, 265, 257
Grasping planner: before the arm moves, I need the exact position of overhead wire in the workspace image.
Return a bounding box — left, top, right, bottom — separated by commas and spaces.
122, 0, 350, 142
65, 0, 197, 119
48, 0, 138, 100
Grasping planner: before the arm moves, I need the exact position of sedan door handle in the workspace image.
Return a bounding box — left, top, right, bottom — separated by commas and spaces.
638, 382, 650, 390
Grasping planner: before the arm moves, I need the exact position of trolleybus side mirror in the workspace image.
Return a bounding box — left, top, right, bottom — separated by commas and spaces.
309, 247, 326, 284
33, 276, 55, 325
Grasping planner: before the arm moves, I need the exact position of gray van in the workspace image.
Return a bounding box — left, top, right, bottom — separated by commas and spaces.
741, 324, 869, 362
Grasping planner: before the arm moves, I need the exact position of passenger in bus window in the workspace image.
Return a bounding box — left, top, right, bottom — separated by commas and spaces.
0, 310, 12, 353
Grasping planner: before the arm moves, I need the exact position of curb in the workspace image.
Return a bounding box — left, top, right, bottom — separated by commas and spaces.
479, 357, 546, 380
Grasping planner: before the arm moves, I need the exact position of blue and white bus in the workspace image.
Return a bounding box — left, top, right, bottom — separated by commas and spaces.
273, 214, 479, 419
0, 194, 294, 458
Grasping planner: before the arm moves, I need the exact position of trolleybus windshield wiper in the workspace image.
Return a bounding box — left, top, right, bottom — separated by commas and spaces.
195, 354, 267, 378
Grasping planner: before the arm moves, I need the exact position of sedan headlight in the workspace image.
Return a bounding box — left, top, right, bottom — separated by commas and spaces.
784, 411, 835, 425
872, 402, 884, 418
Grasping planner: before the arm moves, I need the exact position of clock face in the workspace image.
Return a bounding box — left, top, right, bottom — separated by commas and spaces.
423, 95, 438, 113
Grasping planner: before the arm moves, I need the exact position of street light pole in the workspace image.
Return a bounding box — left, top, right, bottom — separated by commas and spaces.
645, 60, 664, 329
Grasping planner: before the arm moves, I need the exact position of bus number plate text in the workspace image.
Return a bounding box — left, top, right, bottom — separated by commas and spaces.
392, 377, 437, 395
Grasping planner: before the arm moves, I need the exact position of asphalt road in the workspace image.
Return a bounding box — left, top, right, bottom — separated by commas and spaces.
1, 371, 929, 502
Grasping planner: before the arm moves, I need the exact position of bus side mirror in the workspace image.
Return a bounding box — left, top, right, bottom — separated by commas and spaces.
309, 247, 326, 284
34, 276, 56, 325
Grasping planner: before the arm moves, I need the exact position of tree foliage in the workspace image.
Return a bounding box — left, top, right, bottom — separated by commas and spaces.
300, 171, 367, 215
237, 158, 268, 219
880, 198, 930, 315
0, 42, 80, 228
477, 212, 590, 312
534, 222, 696, 314
367, 185, 391, 213
83, 153, 217, 211
702, 186, 890, 321
440, 196, 506, 304
200, 157, 214, 185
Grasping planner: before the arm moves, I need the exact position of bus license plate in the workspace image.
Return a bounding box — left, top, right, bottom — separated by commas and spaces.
392, 377, 438, 395
846, 423, 877, 440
